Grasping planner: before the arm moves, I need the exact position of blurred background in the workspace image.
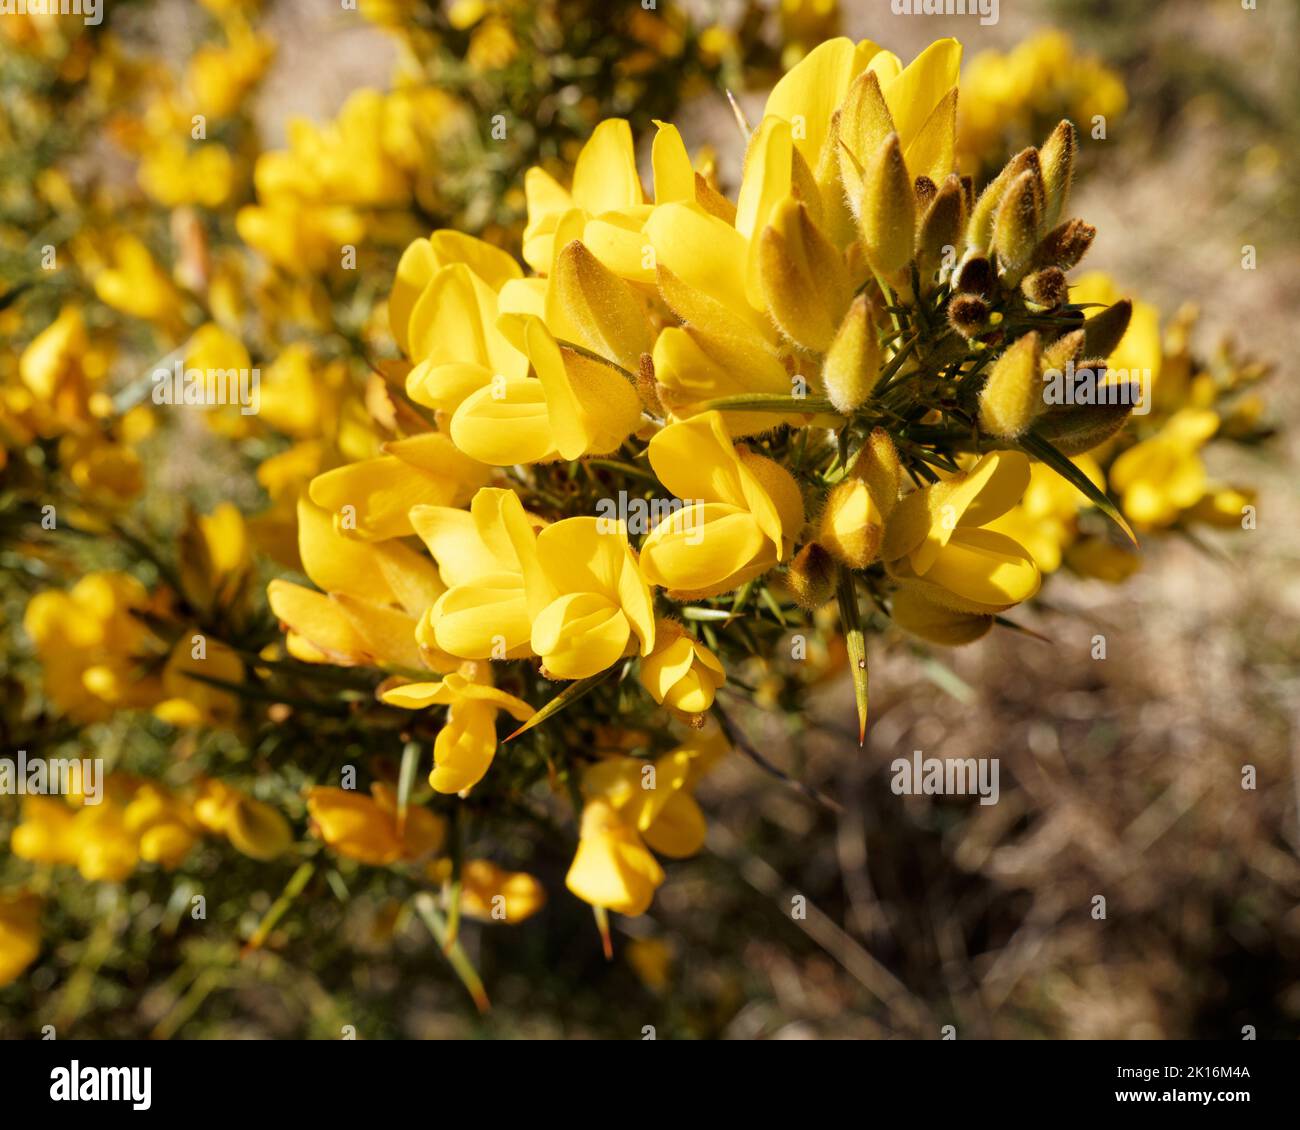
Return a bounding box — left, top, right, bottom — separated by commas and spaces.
2, 0, 1297, 1038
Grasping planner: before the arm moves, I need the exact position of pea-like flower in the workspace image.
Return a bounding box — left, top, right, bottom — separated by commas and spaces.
639, 411, 805, 599
638, 620, 726, 716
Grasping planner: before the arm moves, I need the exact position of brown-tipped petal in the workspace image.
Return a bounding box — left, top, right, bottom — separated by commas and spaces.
916, 174, 966, 283
786, 542, 838, 610
1033, 218, 1096, 271
1082, 298, 1133, 360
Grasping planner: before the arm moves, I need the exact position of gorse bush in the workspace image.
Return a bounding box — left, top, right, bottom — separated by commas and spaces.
0, 4, 1274, 1031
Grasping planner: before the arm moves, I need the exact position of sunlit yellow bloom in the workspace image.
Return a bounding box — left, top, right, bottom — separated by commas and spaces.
308, 431, 489, 541
567, 726, 726, 916
23, 573, 164, 722
381, 662, 535, 794
267, 495, 447, 669
883, 451, 1040, 615
565, 799, 665, 917
411, 486, 537, 661
512, 513, 657, 679
639, 411, 805, 598
306, 784, 445, 866
138, 139, 234, 208
984, 455, 1103, 573
638, 620, 725, 715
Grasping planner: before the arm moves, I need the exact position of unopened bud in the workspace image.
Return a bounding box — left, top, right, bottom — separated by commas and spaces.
1038, 120, 1077, 230
759, 199, 852, 353
859, 133, 916, 277
992, 170, 1043, 282
1021, 266, 1068, 309
979, 331, 1042, 439
821, 294, 880, 413
1082, 298, 1133, 359
786, 542, 838, 610
948, 293, 990, 337
1034, 218, 1096, 271
818, 478, 884, 569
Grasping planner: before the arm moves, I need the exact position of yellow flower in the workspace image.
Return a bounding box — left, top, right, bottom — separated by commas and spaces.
192, 779, 293, 861
91, 235, 182, 326
123, 784, 201, 868
308, 431, 489, 540
0, 891, 42, 988
306, 784, 445, 866
512, 513, 658, 679
138, 139, 234, 209
639, 411, 805, 598
411, 486, 537, 661
457, 860, 546, 923
764, 36, 960, 243
566, 726, 726, 916
882, 451, 1040, 616
381, 663, 535, 795
638, 620, 725, 715
267, 495, 449, 669
23, 573, 164, 722
1109, 409, 1218, 529
566, 800, 665, 917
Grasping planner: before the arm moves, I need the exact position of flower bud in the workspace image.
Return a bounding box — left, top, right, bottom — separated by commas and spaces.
818, 477, 884, 569
555, 239, 651, 372
979, 331, 1042, 439
947, 293, 989, 337
820, 293, 880, 413
786, 542, 837, 610
967, 147, 1039, 252
1038, 120, 1077, 230
1042, 328, 1085, 371
858, 133, 916, 277
916, 174, 966, 284
1034, 397, 1134, 455
850, 427, 901, 518
758, 198, 852, 352
1021, 266, 1068, 308
1082, 298, 1133, 360
954, 254, 994, 297
836, 69, 895, 215
1034, 218, 1096, 271
992, 170, 1043, 282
